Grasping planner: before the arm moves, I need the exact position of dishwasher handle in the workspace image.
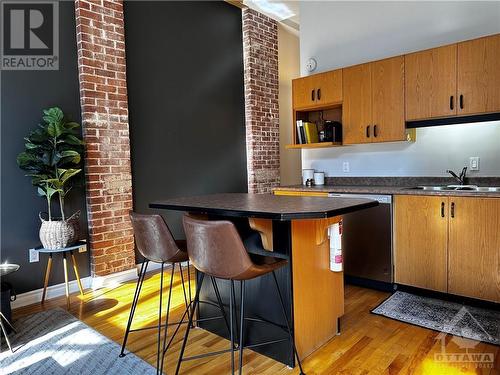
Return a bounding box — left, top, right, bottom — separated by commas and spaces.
328, 193, 392, 204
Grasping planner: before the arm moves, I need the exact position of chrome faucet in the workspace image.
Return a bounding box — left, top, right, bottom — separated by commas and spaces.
446, 167, 468, 185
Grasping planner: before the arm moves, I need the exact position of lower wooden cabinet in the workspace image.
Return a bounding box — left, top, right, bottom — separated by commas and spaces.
448, 197, 500, 302
394, 195, 448, 292
394, 195, 500, 303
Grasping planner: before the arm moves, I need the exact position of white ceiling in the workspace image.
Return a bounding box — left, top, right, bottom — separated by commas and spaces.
243, 1, 300, 31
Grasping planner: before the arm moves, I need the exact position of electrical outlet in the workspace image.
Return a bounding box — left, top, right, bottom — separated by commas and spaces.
29, 248, 39, 263
79, 243, 87, 253
469, 157, 480, 171
342, 161, 350, 173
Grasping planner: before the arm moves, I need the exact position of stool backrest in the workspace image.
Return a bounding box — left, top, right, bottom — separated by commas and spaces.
183, 214, 253, 279
130, 212, 182, 263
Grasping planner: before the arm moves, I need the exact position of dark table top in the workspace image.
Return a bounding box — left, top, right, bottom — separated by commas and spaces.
150, 193, 378, 220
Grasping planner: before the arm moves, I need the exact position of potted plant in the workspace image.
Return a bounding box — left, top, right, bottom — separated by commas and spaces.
17, 107, 85, 249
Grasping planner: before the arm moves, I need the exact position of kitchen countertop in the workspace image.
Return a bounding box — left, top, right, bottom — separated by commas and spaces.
274, 184, 500, 198
150, 193, 378, 220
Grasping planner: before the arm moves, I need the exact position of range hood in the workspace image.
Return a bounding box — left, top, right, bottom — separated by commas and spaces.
406, 112, 500, 129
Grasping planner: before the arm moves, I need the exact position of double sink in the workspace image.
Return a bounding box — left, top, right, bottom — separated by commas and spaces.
409, 185, 500, 192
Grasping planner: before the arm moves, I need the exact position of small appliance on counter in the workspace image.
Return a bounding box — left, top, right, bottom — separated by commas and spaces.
324, 121, 342, 142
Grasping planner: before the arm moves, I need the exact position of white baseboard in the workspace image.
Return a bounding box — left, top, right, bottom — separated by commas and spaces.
10, 262, 169, 310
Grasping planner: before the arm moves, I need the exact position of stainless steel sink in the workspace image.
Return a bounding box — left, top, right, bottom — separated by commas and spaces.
409, 185, 500, 192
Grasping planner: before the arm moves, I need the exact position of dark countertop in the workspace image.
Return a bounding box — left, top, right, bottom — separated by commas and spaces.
274, 177, 500, 198
274, 184, 500, 198
150, 193, 378, 221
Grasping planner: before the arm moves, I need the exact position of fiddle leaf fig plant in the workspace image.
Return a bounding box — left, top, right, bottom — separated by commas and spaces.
17, 107, 84, 221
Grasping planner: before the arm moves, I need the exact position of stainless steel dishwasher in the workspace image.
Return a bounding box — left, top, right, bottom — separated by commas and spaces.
328, 193, 393, 285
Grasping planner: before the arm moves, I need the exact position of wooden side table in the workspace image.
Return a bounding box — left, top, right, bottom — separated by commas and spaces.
37, 241, 87, 309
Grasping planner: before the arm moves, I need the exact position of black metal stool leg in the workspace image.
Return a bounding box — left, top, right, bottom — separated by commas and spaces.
179, 263, 189, 310
238, 280, 246, 375
229, 280, 235, 375
156, 263, 165, 375
231, 280, 240, 345
175, 273, 205, 375
272, 271, 306, 375
211, 276, 232, 339
120, 260, 148, 357
160, 263, 176, 372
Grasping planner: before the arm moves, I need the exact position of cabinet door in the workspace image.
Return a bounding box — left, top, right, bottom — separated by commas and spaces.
448, 198, 500, 302
342, 63, 372, 145
371, 56, 405, 142
394, 195, 448, 292
292, 76, 317, 109
458, 34, 500, 116
405, 44, 457, 120
315, 70, 343, 106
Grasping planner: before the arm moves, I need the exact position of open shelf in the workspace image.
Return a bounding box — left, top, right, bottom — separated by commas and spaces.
285, 142, 342, 149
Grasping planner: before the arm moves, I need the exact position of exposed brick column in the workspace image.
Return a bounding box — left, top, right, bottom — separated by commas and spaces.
242, 8, 280, 194
74, 0, 135, 276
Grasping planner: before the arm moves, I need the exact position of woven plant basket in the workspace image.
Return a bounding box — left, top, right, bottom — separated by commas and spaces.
39, 211, 80, 249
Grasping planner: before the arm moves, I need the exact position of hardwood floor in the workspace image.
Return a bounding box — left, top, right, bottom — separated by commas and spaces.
13, 267, 499, 374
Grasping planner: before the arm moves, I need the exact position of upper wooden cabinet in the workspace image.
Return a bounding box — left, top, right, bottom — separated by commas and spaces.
394, 195, 448, 292
405, 44, 457, 120
448, 197, 500, 303
457, 34, 500, 116
343, 56, 405, 144
292, 70, 342, 110
405, 34, 500, 121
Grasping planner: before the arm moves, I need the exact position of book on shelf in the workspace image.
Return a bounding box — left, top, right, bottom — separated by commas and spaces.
303, 121, 319, 143
296, 120, 306, 144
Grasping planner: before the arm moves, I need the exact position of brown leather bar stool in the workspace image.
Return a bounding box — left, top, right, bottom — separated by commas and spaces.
176, 214, 305, 375
120, 212, 193, 375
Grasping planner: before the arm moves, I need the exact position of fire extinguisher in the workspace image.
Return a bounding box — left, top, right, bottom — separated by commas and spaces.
328, 220, 343, 272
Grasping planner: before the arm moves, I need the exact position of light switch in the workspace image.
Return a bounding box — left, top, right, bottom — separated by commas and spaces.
342, 161, 350, 173
469, 157, 480, 171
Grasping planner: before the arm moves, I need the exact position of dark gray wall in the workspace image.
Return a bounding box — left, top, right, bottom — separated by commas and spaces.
1, 2, 89, 294
124, 1, 247, 241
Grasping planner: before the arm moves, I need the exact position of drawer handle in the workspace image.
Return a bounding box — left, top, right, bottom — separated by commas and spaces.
450, 95, 454, 110
441, 202, 445, 217
317, 88, 321, 100
373, 125, 378, 138
451, 202, 455, 218
366, 125, 370, 138
311, 89, 315, 101
459, 94, 464, 109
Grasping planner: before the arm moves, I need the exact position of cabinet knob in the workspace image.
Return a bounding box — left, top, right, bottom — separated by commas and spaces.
450, 96, 454, 110
459, 94, 464, 109
311, 89, 315, 101
317, 88, 321, 100
441, 202, 445, 217
373, 125, 378, 138
451, 202, 455, 218
366, 125, 370, 138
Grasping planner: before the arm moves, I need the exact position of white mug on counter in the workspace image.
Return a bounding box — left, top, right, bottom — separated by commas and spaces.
314, 172, 325, 186
302, 169, 315, 185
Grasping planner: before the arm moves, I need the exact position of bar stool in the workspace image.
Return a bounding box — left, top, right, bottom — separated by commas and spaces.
120, 212, 192, 374
176, 214, 305, 375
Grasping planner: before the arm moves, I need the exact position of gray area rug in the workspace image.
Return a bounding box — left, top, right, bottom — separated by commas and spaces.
0, 308, 155, 374
372, 291, 499, 346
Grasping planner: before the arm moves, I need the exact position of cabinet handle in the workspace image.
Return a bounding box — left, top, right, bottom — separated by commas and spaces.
450, 95, 454, 110
441, 202, 445, 217
451, 202, 455, 218
459, 94, 464, 109
366, 125, 370, 138
311, 89, 315, 101
373, 125, 378, 138
317, 88, 321, 100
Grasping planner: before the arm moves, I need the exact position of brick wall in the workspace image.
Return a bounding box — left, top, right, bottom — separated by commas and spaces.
74, 0, 135, 276
242, 8, 280, 194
